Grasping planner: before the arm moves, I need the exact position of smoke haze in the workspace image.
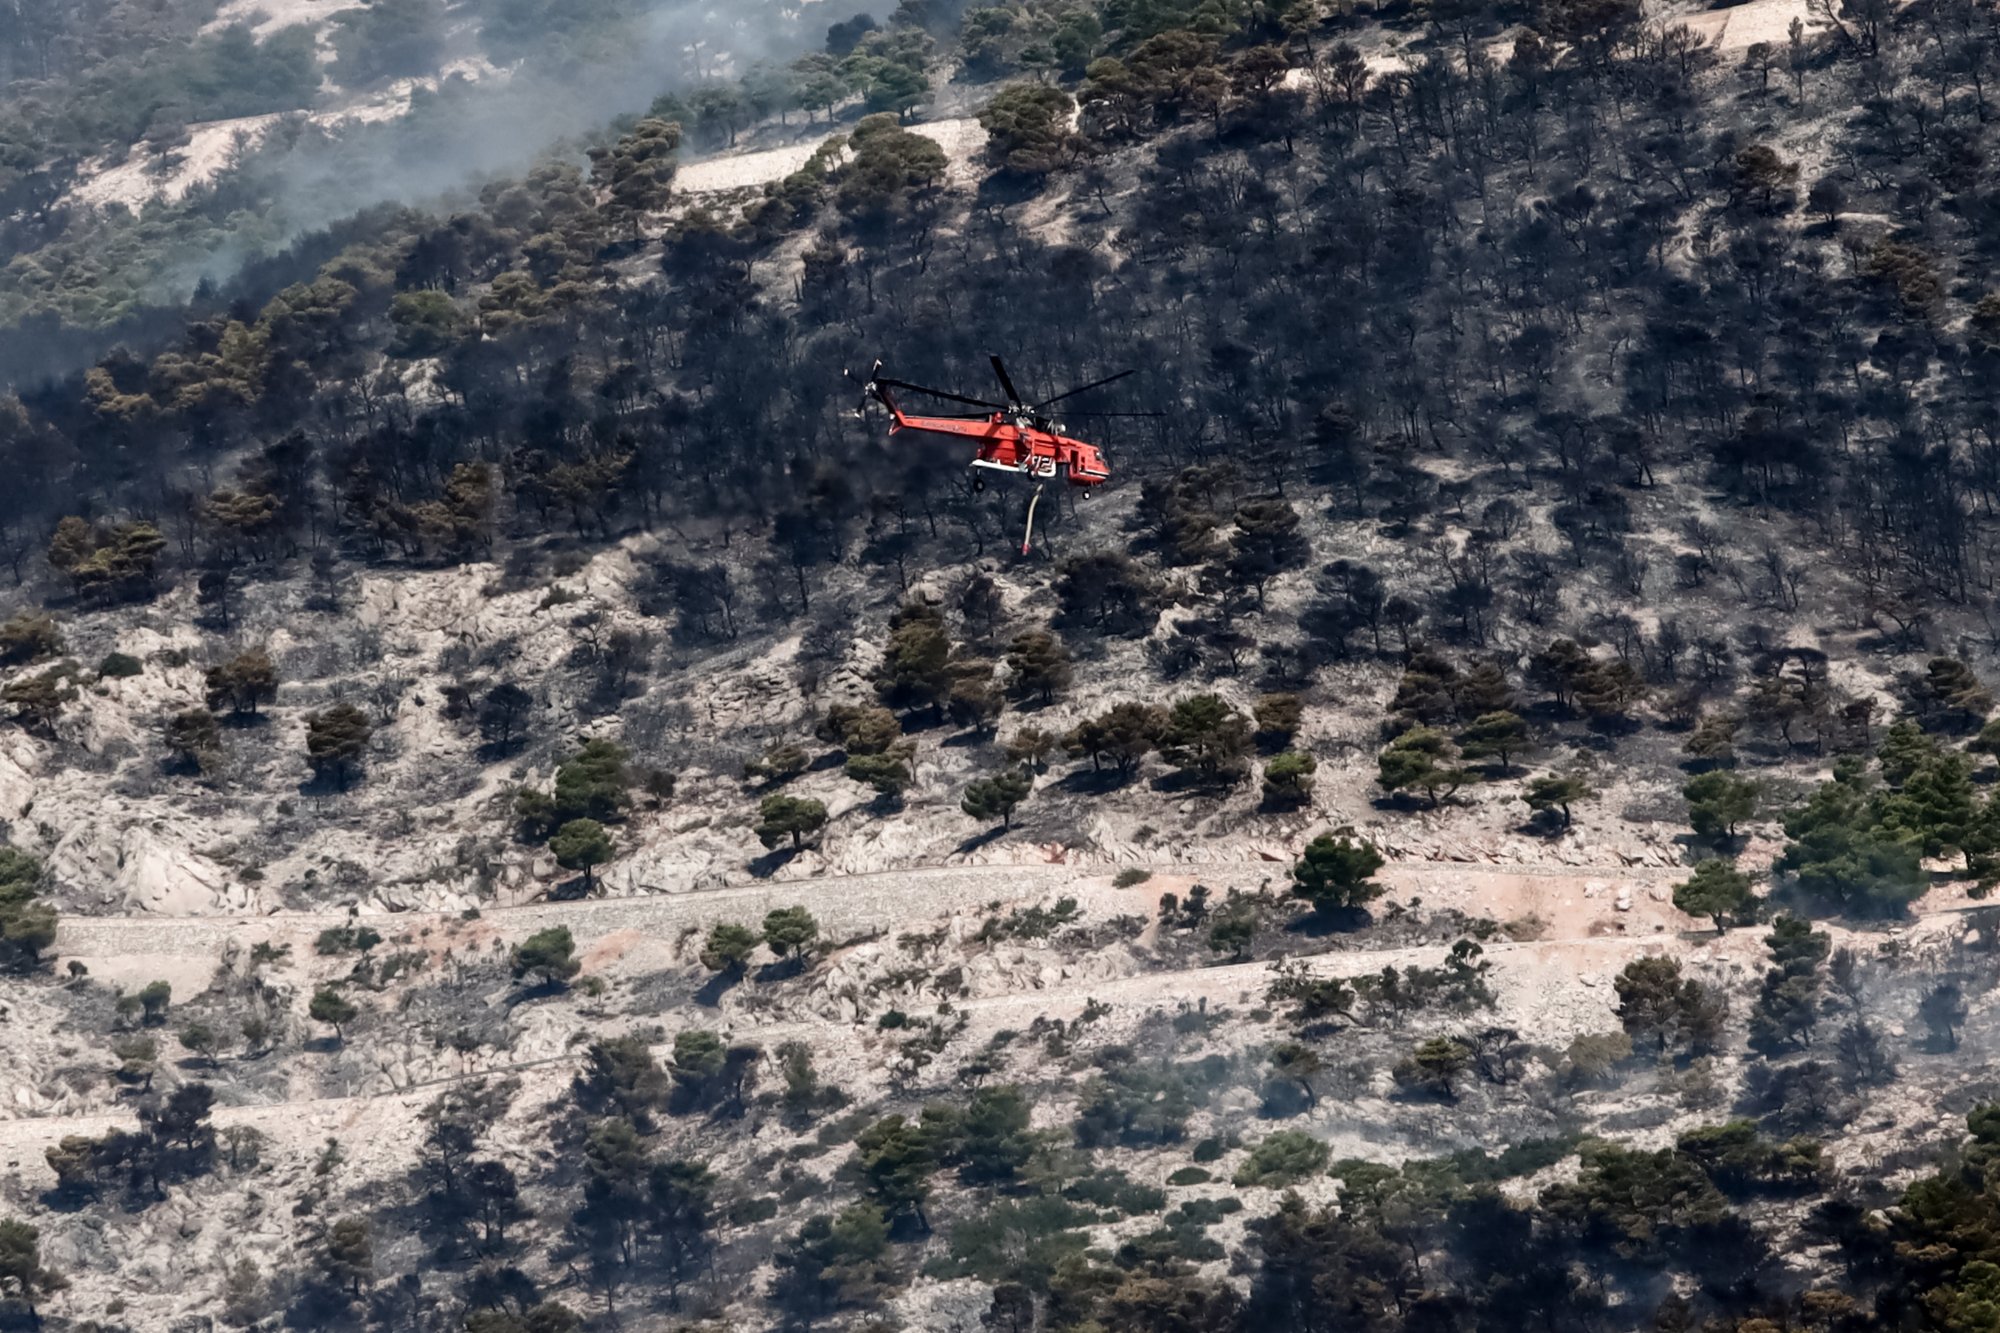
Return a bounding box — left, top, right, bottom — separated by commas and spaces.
0, 0, 874, 386
228, 0, 875, 247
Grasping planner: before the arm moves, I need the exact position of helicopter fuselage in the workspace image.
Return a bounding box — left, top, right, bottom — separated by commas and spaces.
887, 409, 1110, 487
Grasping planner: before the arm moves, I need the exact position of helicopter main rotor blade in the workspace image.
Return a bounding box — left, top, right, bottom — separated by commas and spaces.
876, 377, 1006, 411
1051, 410, 1164, 419
1034, 368, 1137, 410
990, 355, 1025, 407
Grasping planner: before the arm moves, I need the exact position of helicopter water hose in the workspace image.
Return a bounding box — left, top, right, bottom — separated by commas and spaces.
1021, 484, 1045, 557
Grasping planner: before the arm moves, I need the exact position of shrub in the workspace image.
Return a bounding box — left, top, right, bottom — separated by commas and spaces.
304, 703, 372, 788
518, 740, 633, 837
1776, 764, 1926, 915
961, 767, 1033, 829
1158, 694, 1252, 784
308, 987, 358, 1041
1562, 1030, 1635, 1088
935, 1195, 1093, 1291
1253, 692, 1304, 745
0, 612, 61, 664
1207, 899, 1257, 960
1673, 859, 1757, 932
763, 907, 820, 958
1075, 1063, 1197, 1148
0, 850, 56, 973
1262, 751, 1317, 806
756, 795, 829, 850
314, 924, 382, 956
700, 923, 759, 974
1060, 1168, 1166, 1216
205, 649, 278, 716
550, 818, 615, 893
745, 743, 810, 785
510, 926, 580, 987
1377, 726, 1473, 806
1523, 774, 1594, 830
1290, 831, 1384, 915
1614, 956, 1727, 1055
1392, 1037, 1472, 1098
1684, 770, 1759, 844
1233, 1130, 1331, 1187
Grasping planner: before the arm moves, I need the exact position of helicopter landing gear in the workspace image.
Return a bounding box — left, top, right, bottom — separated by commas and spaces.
972, 474, 985, 494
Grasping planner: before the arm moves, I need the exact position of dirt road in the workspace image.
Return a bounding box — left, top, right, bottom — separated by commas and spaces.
48, 858, 1682, 969
11, 852, 1963, 1182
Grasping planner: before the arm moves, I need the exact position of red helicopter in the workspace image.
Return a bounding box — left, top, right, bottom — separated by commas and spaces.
850, 355, 1151, 553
